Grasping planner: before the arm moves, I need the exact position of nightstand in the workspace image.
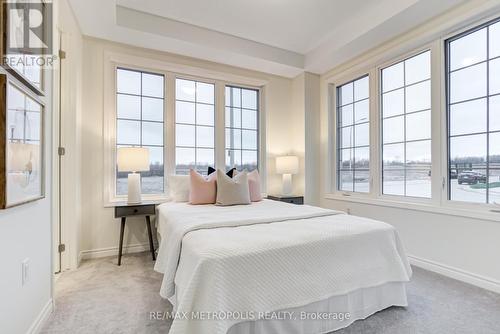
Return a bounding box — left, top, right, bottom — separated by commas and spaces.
267, 195, 304, 205
114, 201, 159, 266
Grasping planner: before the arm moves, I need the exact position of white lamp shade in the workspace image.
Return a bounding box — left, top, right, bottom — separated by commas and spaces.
276, 155, 299, 175
117, 147, 150, 172
8, 143, 39, 172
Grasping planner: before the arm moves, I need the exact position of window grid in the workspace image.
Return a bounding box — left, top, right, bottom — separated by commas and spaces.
446, 18, 500, 204
115, 68, 165, 195
225, 85, 259, 171
7, 84, 42, 145
381, 50, 432, 198
336, 75, 370, 193
175, 79, 215, 175
11, 54, 43, 90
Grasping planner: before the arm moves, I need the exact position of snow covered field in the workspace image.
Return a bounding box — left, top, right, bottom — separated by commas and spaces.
340, 178, 500, 203
118, 175, 500, 204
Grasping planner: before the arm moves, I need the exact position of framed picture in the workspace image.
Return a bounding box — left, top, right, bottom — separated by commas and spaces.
0, 0, 51, 95
0, 74, 44, 208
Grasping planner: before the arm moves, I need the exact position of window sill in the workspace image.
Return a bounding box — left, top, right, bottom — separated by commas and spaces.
323, 193, 500, 223
104, 195, 170, 208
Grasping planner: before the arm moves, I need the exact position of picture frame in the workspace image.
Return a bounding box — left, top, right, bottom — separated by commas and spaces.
0, 73, 45, 208
0, 0, 48, 96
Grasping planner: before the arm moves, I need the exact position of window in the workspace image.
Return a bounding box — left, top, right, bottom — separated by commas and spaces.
447, 19, 500, 204
175, 79, 215, 174
6, 83, 43, 205
381, 50, 432, 198
225, 86, 259, 171
336, 76, 370, 192
107, 58, 266, 203
115, 68, 165, 195
11, 54, 42, 90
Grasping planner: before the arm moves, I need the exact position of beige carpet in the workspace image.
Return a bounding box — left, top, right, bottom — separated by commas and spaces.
41, 252, 500, 334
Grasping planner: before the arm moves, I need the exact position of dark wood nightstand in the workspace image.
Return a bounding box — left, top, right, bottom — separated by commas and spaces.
267, 195, 304, 205
113, 201, 159, 266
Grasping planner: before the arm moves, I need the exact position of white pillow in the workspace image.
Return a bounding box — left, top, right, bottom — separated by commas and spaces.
216, 169, 251, 206
169, 175, 190, 202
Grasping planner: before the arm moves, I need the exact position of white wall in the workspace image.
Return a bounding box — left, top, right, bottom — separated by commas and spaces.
303, 73, 320, 205
289, 72, 321, 203
0, 197, 53, 334
0, 18, 55, 334
318, 1, 500, 293
320, 199, 500, 292
289, 74, 306, 195
79, 38, 301, 257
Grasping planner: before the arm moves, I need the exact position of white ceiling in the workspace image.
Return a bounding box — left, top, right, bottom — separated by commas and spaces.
116, 0, 375, 54
68, 0, 467, 77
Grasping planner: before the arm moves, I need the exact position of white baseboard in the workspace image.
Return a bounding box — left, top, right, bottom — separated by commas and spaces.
79, 242, 158, 261
77, 250, 83, 267
408, 255, 500, 294
27, 298, 53, 334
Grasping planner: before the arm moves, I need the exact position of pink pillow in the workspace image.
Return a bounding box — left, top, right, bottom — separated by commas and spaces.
189, 169, 217, 204
247, 170, 262, 202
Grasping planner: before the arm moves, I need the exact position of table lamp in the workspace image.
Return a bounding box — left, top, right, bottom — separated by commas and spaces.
117, 147, 150, 204
276, 155, 299, 196
9, 143, 37, 173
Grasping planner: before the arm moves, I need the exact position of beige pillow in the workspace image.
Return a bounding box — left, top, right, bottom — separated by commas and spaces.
216, 169, 251, 206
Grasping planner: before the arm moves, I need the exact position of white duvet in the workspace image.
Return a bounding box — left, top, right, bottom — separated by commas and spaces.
154, 200, 412, 334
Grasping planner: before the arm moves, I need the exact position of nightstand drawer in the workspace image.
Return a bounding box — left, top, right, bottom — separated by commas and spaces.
267, 195, 304, 205
286, 197, 304, 205
114, 204, 155, 218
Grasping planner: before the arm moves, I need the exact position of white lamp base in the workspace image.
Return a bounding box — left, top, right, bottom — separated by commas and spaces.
282, 173, 293, 196
127, 172, 142, 204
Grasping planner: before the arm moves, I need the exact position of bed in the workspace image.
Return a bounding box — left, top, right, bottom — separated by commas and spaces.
154, 200, 412, 334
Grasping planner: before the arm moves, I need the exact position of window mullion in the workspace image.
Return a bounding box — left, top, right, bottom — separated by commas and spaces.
403, 60, 407, 197
370, 68, 381, 199
165, 73, 176, 186
215, 81, 226, 170
486, 26, 490, 204
430, 40, 444, 206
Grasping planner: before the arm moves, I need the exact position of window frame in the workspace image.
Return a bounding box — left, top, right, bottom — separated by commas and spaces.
113, 65, 168, 200
379, 49, 433, 200
174, 75, 217, 175
375, 45, 440, 207
328, 44, 440, 205
328, 69, 376, 199
103, 52, 266, 205
445, 16, 500, 206
325, 10, 500, 220
335, 74, 371, 194
224, 84, 260, 172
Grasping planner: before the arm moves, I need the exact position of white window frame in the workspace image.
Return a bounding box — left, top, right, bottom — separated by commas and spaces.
224, 84, 261, 171
103, 51, 267, 205
328, 44, 439, 206
115, 67, 167, 196
332, 74, 373, 195
377, 46, 436, 204
325, 10, 500, 222
173, 75, 217, 174
444, 16, 500, 207
440, 14, 500, 214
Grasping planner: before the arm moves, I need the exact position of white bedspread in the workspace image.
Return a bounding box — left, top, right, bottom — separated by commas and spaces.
154, 200, 412, 334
